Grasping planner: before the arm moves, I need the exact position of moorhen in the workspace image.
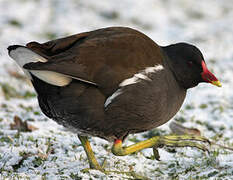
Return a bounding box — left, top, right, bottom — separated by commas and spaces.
8, 27, 221, 171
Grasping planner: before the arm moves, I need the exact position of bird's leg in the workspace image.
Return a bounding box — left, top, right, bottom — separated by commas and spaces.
112, 134, 210, 158
78, 135, 103, 171
78, 135, 151, 179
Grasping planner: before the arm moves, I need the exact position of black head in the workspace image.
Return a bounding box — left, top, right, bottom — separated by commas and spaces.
162, 43, 221, 89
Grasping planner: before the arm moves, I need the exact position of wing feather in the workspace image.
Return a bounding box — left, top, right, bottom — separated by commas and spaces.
22, 27, 164, 95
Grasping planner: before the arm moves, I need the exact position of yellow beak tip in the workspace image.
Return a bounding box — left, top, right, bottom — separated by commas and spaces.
211, 81, 222, 87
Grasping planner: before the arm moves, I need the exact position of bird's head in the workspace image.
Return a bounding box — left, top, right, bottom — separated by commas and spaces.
163, 43, 221, 89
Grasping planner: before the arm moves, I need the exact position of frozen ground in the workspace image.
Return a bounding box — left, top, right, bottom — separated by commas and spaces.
0, 0, 233, 179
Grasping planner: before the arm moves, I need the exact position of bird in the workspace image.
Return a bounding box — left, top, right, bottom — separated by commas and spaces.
8, 27, 221, 171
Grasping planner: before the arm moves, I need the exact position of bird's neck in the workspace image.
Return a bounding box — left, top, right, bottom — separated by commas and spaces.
160, 46, 187, 90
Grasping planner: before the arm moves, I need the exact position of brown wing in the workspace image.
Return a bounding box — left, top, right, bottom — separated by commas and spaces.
23, 27, 164, 96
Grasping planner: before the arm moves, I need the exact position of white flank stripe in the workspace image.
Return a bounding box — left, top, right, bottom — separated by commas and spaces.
134, 73, 151, 81
104, 89, 122, 107
120, 64, 164, 87
119, 76, 139, 87
145, 65, 164, 74
104, 64, 164, 108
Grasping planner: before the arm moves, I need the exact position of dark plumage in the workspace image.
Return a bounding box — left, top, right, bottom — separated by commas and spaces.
8, 27, 221, 141
8, 27, 221, 171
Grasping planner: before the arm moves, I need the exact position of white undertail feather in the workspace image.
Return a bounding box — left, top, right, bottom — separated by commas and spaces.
9, 46, 72, 86
30, 70, 72, 86
104, 64, 164, 107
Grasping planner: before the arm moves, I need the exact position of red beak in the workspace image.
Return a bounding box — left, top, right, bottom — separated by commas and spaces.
201, 61, 221, 87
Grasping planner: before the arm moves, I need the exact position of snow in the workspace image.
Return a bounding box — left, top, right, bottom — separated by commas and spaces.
0, 0, 233, 179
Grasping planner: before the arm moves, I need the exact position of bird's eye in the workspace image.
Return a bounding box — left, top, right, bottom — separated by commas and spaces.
188, 61, 193, 67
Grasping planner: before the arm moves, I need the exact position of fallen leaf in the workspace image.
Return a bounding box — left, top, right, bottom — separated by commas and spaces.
38, 152, 48, 160
169, 121, 201, 136
169, 121, 233, 151
10, 115, 38, 132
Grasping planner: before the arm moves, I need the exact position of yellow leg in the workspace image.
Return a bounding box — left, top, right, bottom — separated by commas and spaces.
112, 135, 210, 157
78, 135, 151, 179
78, 135, 103, 171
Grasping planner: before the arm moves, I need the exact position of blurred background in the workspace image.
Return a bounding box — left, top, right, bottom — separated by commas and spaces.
0, 0, 232, 179
1, 0, 233, 70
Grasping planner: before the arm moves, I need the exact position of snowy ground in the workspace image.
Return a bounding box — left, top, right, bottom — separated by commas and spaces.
0, 0, 233, 179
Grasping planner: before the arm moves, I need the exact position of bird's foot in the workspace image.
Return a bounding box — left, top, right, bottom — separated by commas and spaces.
112, 134, 210, 158
152, 134, 210, 160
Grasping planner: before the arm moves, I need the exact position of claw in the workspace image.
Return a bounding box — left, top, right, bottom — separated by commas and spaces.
153, 147, 160, 161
